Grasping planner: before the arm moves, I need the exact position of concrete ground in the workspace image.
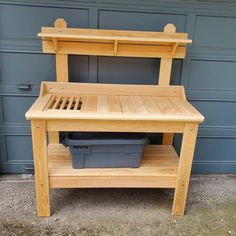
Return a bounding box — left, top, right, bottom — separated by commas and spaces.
0, 174, 235, 236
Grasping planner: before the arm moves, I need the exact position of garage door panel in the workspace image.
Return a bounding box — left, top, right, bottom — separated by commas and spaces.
194, 15, 236, 49
98, 57, 182, 85
5, 135, 33, 161
187, 59, 236, 90
0, 53, 90, 85
99, 10, 186, 31
0, 134, 33, 173
69, 55, 89, 83
0, 5, 89, 41
0, 53, 55, 85
191, 100, 236, 127
195, 138, 236, 162
2, 95, 36, 124
192, 137, 236, 173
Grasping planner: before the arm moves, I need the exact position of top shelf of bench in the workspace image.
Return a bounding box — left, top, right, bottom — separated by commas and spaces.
38, 19, 192, 58
38, 28, 192, 45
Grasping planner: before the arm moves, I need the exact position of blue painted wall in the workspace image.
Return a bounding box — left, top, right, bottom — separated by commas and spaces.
0, 0, 236, 173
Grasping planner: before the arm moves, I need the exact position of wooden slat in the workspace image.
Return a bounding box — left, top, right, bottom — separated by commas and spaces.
82, 96, 98, 112
39, 26, 191, 44
168, 97, 190, 114
73, 97, 80, 110
51, 95, 62, 110
44, 95, 55, 110
59, 97, 67, 110
152, 97, 178, 114
119, 96, 136, 113
141, 96, 161, 113
108, 96, 121, 113
66, 96, 74, 110
131, 96, 147, 114
49, 177, 176, 188
97, 95, 109, 113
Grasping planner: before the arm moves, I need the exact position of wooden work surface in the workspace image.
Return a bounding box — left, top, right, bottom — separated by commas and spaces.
48, 144, 179, 188
25, 82, 204, 123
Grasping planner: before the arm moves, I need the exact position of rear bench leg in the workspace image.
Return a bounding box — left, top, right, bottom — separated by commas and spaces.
172, 123, 198, 216
31, 120, 50, 217
48, 131, 60, 143
162, 133, 174, 145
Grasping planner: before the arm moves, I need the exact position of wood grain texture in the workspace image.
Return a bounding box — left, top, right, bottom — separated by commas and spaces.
39, 20, 190, 59
25, 19, 204, 217
25, 83, 204, 123
172, 123, 199, 216
31, 121, 50, 217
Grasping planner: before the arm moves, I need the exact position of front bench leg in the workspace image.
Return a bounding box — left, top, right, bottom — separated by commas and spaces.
172, 123, 198, 216
31, 120, 50, 217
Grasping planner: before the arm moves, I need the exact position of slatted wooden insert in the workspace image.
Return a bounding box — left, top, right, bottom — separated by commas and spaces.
45, 95, 84, 111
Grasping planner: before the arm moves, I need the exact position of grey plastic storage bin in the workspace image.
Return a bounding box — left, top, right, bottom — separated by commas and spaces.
62, 132, 148, 169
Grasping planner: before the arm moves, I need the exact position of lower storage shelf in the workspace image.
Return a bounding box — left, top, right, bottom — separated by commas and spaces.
48, 144, 179, 188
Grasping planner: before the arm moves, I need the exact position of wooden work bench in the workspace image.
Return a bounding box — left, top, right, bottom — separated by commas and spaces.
25, 18, 204, 217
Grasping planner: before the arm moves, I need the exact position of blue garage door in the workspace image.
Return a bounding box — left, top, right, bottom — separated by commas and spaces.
0, 0, 236, 173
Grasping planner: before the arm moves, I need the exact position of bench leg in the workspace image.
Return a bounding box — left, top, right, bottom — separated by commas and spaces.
162, 133, 174, 145
31, 120, 50, 217
48, 131, 59, 143
172, 123, 198, 216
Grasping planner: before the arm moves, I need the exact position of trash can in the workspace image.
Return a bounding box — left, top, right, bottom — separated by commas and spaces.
62, 132, 148, 169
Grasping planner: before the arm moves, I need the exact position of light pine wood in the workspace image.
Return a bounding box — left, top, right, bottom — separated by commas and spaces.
25, 19, 204, 216
162, 133, 174, 145
25, 84, 204, 123
39, 19, 191, 59
159, 25, 177, 145
159, 58, 173, 86
48, 144, 178, 188
48, 131, 59, 143
55, 54, 68, 82
41, 82, 186, 97
31, 121, 50, 217
172, 123, 199, 216
39, 27, 191, 43
54, 19, 68, 83
49, 19, 68, 143
42, 40, 187, 58
46, 120, 185, 133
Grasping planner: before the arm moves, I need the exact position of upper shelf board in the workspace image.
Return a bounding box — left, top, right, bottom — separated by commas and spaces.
38, 27, 192, 45
37, 19, 192, 58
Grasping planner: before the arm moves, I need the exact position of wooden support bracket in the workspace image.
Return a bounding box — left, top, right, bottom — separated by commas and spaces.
52, 38, 58, 52
171, 43, 179, 57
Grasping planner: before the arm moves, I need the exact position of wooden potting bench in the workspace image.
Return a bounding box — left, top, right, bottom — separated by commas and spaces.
25, 18, 204, 217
